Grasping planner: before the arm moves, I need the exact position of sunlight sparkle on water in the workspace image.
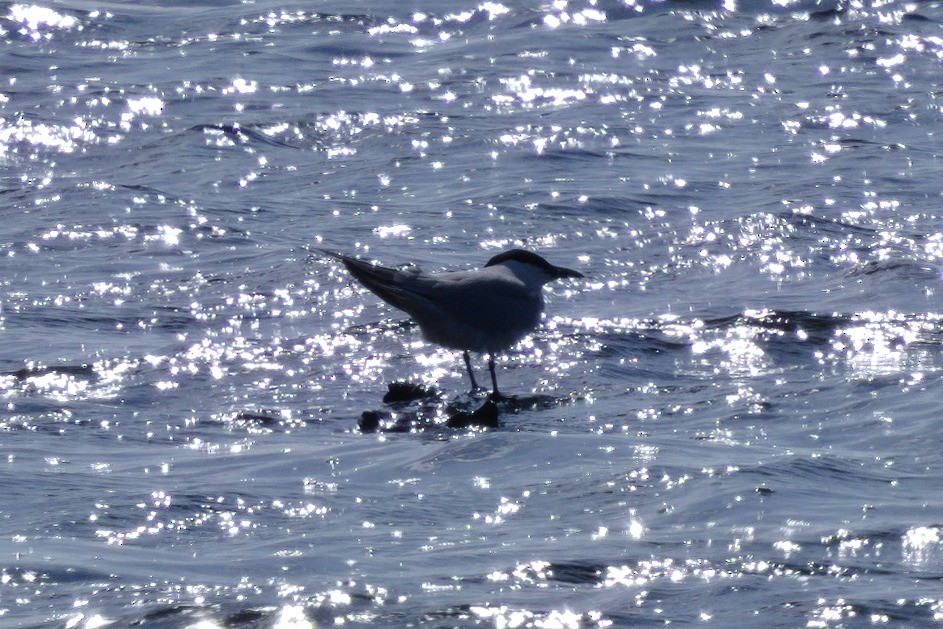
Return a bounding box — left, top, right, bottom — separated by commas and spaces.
64, 613, 112, 629
470, 605, 600, 629
272, 604, 313, 629
902, 526, 942, 566
9, 4, 79, 40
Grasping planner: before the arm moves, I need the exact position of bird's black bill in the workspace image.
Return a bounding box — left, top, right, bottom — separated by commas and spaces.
554, 266, 584, 279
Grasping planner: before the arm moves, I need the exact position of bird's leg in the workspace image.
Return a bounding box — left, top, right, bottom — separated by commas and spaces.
463, 350, 481, 393
488, 353, 503, 400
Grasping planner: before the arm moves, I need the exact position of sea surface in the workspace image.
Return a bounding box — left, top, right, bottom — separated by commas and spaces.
3, 0, 943, 626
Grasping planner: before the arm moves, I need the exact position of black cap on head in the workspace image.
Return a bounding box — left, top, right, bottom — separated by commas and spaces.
485, 249, 583, 279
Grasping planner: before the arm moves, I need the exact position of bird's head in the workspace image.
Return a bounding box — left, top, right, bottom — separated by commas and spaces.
484, 249, 583, 286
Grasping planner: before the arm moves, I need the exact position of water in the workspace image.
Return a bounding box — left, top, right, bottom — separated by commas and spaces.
3, 0, 943, 626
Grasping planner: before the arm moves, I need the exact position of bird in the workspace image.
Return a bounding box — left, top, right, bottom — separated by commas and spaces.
322, 248, 583, 398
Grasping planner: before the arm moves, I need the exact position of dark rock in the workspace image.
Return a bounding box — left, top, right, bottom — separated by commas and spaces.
358, 411, 383, 433
446, 399, 499, 429
383, 381, 437, 404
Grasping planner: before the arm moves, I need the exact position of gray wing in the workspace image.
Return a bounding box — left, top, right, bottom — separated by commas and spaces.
321, 250, 429, 315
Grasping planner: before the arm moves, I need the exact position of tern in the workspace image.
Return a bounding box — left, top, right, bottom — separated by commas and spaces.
323, 248, 583, 398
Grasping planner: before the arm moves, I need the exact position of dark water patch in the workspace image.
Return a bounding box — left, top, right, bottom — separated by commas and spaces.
231, 411, 281, 425
770, 559, 861, 580
845, 600, 939, 626
343, 319, 416, 339
192, 122, 307, 149
579, 195, 658, 215
223, 607, 274, 626
820, 526, 909, 550
742, 455, 897, 491
5, 363, 97, 381
740, 310, 849, 345
809, 5, 846, 19
25, 564, 115, 585
903, 11, 935, 22
784, 212, 879, 239
845, 258, 940, 281
593, 329, 694, 356
190, 222, 252, 243
545, 560, 607, 585
150, 307, 199, 331
527, 147, 610, 163
832, 138, 908, 153
498, 393, 577, 414
198, 410, 314, 434
230, 411, 284, 427
125, 603, 206, 626
117, 181, 177, 197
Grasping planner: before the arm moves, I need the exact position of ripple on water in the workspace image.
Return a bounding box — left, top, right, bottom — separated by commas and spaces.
3, 0, 943, 626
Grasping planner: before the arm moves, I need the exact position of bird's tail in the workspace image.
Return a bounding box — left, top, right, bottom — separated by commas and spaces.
318, 249, 419, 314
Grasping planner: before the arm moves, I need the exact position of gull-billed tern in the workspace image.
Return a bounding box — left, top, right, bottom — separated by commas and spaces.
323, 248, 583, 398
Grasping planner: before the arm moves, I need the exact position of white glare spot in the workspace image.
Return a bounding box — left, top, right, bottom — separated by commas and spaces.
127, 96, 164, 117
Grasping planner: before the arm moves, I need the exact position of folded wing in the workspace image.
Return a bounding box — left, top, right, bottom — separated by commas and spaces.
321, 250, 426, 314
